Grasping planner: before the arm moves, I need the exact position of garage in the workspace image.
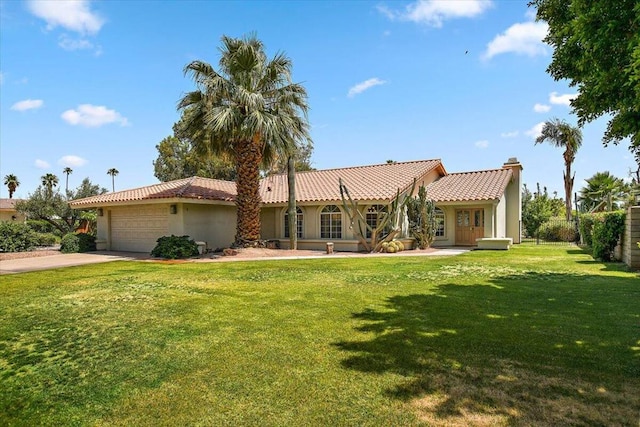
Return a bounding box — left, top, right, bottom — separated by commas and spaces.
109, 205, 169, 252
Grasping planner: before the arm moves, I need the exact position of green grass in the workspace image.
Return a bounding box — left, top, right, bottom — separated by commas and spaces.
1, 245, 638, 426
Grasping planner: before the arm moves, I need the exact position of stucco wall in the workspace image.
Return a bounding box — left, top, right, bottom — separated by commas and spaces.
182, 203, 236, 251
0, 211, 26, 222
622, 206, 640, 270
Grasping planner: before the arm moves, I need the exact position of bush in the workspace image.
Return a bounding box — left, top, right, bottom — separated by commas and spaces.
151, 235, 199, 259
591, 211, 625, 261
26, 219, 62, 236
60, 234, 80, 253
36, 233, 60, 246
76, 233, 96, 252
578, 214, 596, 247
60, 233, 96, 253
538, 219, 578, 242
0, 222, 40, 252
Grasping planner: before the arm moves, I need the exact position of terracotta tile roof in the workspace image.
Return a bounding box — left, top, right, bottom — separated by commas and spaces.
69, 177, 237, 207
425, 168, 513, 202
260, 159, 444, 204
68, 160, 512, 208
0, 198, 22, 210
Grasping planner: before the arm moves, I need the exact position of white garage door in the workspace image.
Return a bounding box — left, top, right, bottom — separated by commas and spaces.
110, 206, 169, 252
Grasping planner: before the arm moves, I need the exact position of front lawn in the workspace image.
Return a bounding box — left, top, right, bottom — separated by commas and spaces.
1, 246, 638, 426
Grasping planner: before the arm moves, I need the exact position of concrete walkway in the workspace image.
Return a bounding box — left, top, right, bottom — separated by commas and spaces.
0, 248, 469, 275
0, 252, 150, 275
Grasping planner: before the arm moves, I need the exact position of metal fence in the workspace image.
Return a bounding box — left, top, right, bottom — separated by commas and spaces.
520, 218, 580, 246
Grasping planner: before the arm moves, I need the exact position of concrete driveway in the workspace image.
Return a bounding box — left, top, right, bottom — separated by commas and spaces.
0, 252, 151, 275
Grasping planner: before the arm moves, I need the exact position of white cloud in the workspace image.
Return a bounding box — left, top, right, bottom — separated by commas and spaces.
61, 104, 129, 127
35, 159, 50, 169
58, 34, 94, 51
11, 99, 44, 111
549, 91, 577, 106
379, 0, 492, 27
475, 140, 489, 149
58, 155, 87, 167
483, 21, 548, 60
533, 103, 551, 113
525, 122, 545, 139
348, 78, 386, 98
501, 131, 519, 138
27, 0, 104, 35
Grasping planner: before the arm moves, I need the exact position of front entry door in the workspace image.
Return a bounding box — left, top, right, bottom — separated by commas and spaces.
455, 209, 484, 245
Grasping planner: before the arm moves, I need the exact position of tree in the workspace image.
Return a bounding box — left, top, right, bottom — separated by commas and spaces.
153, 135, 236, 182
3, 174, 20, 199
178, 34, 311, 246
522, 183, 555, 238
16, 178, 106, 234
578, 171, 630, 212
531, 0, 640, 153
535, 118, 582, 220
63, 167, 73, 195
107, 168, 119, 192
41, 173, 59, 199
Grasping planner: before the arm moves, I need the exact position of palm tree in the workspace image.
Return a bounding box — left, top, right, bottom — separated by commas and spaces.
63, 167, 73, 195
3, 174, 20, 199
41, 173, 59, 199
178, 34, 311, 246
535, 118, 582, 220
107, 168, 119, 192
579, 171, 629, 212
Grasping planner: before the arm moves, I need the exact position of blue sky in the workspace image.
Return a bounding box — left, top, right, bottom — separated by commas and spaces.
0, 0, 633, 200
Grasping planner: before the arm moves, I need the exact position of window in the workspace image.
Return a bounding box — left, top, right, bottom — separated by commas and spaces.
284, 207, 303, 238
365, 205, 387, 238
320, 205, 342, 239
434, 207, 445, 237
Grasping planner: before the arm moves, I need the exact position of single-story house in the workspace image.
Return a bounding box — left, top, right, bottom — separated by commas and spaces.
69, 158, 522, 253
0, 199, 26, 222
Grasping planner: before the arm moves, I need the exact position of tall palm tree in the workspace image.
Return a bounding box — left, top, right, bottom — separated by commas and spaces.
41, 173, 59, 199
3, 174, 20, 199
178, 34, 311, 246
63, 167, 73, 195
535, 118, 582, 220
107, 168, 119, 192
579, 171, 629, 212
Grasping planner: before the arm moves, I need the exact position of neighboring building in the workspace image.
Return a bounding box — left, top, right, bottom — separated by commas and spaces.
0, 199, 26, 222
69, 158, 522, 253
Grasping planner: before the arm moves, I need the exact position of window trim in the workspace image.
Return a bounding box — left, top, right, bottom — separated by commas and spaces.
320, 205, 343, 239
283, 207, 304, 239
434, 207, 445, 238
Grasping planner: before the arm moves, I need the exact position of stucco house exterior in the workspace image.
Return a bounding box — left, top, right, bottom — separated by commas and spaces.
69, 158, 522, 253
0, 199, 26, 222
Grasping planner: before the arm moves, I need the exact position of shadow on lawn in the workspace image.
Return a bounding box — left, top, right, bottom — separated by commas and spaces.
335, 271, 640, 426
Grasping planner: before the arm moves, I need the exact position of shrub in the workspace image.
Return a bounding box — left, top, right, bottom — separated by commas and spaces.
578, 214, 596, 247
60, 234, 80, 253
538, 219, 578, 242
27, 219, 62, 236
591, 211, 625, 261
36, 233, 60, 246
0, 222, 40, 252
76, 233, 96, 252
151, 235, 199, 259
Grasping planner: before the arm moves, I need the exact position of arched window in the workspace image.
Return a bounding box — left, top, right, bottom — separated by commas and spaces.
320, 205, 342, 239
284, 207, 303, 238
434, 207, 445, 237
365, 205, 388, 238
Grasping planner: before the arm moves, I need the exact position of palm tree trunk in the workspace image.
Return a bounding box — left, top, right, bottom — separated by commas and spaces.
287, 155, 297, 250
564, 164, 573, 221
233, 135, 263, 246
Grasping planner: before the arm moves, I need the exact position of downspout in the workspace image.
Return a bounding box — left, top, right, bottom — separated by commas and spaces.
493, 202, 498, 238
